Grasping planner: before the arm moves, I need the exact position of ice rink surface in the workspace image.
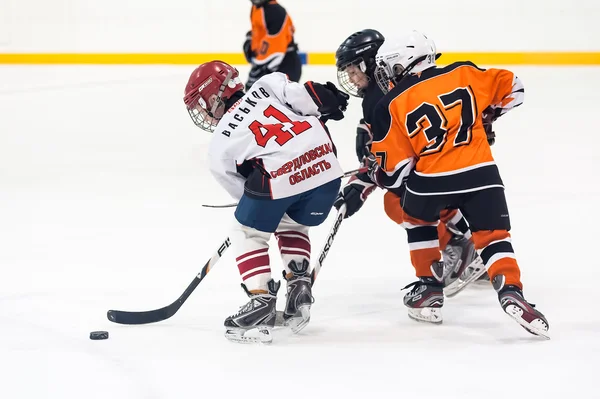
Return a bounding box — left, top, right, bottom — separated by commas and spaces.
1, 65, 599, 398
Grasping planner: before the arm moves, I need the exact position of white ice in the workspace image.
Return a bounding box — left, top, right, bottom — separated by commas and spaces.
1, 65, 599, 398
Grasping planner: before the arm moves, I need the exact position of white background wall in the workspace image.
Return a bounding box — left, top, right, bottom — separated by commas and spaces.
2, 0, 600, 53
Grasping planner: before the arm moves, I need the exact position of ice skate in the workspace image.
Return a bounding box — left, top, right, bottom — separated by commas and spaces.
282, 259, 314, 334
443, 235, 486, 297
442, 234, 478, 283
403, 263, 445, 324
224, 279, 280, 344
493, 275, 550, 339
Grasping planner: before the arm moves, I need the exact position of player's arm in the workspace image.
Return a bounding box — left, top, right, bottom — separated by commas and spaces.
262, 73, 349, 121
208, 136, 251, 201
478, 66, 525, 122
368, 99, 415, 189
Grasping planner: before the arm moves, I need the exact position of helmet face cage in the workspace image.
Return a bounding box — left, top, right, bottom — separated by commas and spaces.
187, 94, 226, 133
337, 59, 370, 98
374, 61, 405, 94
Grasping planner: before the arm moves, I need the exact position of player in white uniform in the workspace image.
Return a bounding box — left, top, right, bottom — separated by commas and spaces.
183, 61, 349, 343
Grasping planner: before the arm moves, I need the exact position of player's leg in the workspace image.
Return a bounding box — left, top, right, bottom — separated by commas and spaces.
384, 192, 447, 274
461, 187, 549, 338
280, 178, 341, 332
439, 209, 481, 287
222, 194, 294, 343
385, 192, 477, 287
386, 191, 447, 323
440, 208, 489, 285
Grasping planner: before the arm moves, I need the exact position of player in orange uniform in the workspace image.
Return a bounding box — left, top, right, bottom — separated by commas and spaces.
243, 0, 301, 91
366, 30, 549, 339
333, 29, 482, 295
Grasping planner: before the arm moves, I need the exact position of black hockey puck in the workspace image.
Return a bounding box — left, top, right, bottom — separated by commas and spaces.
89, 331, 109, 340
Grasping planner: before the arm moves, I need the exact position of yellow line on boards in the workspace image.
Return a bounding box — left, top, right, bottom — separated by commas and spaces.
1, 52, 600, 65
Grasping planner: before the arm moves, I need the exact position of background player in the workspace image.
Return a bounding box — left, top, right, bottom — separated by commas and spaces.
367, 30, 549, 338
243, 0, 302, 91
183, 61, 349, 343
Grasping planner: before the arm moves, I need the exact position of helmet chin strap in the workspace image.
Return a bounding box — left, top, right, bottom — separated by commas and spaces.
209, 69, 233, 117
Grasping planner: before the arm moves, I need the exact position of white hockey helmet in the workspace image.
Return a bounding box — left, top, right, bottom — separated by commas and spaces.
374, 30, 439, 93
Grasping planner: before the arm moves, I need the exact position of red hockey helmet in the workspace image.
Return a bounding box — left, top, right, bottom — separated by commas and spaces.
183, 61, 244, 132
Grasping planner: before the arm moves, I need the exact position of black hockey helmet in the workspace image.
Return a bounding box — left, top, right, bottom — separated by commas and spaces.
335, 29, 385, 97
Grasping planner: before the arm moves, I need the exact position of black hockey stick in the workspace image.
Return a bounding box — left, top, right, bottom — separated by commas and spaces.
106, 237, 231, 325
202, 168, 366, 209
310, 204, 346, 286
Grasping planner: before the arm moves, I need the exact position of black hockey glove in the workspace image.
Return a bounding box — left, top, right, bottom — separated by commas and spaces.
243, 31, 254, 64
333, 172, 377, 218
355, 118, 373, 162
304, 81, 349, 122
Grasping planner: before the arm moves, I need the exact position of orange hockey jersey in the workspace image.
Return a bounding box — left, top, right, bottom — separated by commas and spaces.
370, 61, 524, 195
250, 1, 296, 68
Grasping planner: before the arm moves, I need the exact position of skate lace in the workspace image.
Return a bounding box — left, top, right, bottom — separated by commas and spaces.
232, 294, 272, 317
401, 280, 422, 294
502, 288, 537, 308
233, 301, 254, 317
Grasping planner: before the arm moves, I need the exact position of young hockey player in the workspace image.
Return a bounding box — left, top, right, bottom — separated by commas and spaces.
367, 30, 549, 338
243, 0, 302, 91
333, 29, 483, 294
183, 60, 349, 343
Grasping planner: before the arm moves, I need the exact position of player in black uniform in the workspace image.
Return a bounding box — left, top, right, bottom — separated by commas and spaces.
332, 29, 485, 292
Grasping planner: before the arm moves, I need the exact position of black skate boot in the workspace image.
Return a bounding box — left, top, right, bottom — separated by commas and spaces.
224, 279, 280, 344
493, 275, 550, 339
282, 259, 314, 333
443, 235, 486, 297
403, 262, 445, 324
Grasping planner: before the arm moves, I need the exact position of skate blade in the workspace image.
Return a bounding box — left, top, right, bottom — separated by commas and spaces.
224, 326, 274, 345
504, 304, 550, 340
284, 306, 311, 334
444, 259, 487, 298
407, 307, 443, 324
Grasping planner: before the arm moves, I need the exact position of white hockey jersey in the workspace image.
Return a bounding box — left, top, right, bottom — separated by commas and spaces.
209, 73, 343, 200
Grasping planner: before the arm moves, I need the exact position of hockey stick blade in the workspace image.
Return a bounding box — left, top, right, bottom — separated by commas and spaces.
107, 237, 231, 325
202, 203, 238, 208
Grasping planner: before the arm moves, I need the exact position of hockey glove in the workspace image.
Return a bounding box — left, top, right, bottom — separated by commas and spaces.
243, 31, 254, 64
363, 152, 384, 187
304, 81, 349, 122
333, 172, 377, 218
355, 118, 373, 162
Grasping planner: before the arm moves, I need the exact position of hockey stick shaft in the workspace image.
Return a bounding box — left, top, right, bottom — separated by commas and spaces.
106, 237, 231, 325
310, 204, 346, 286
202, 168, 367, 209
